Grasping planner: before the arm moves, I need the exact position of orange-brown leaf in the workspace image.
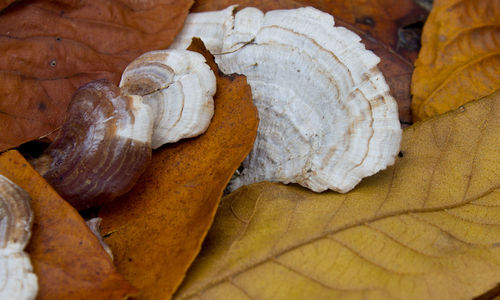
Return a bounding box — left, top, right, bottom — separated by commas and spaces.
411, 0, 500, 121
99, 38, 259, 300
0, 0, 193, 151
191, 0, 429, 125
0, 150, 136, 300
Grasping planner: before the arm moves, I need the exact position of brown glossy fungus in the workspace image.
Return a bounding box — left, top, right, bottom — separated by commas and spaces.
32, 80, 153, 210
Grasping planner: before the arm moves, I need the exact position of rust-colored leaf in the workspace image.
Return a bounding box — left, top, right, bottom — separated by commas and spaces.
0, 0, 193, 151
0, 150, 136, 300
411, 0, 500, 121
191, 0, 429, 125
99, 38, 259, 300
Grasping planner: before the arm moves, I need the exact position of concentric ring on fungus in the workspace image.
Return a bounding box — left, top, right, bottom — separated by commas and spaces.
171, 6, 402, 193
120, 49, 216, 149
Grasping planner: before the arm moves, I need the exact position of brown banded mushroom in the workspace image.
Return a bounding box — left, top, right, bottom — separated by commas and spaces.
171, 6, 402, 193
32, 79, 154, 210
0, 175, 38, 300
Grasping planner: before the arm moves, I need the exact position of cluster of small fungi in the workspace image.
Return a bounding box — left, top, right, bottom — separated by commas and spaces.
32, 50, 216, 210
33, 6, 401, 211
2, 7, 403, 298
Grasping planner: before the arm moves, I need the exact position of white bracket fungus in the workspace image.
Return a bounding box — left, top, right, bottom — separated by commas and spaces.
0, 175, 38, 300
171, 6, 402, 193
120, 49, 216, 149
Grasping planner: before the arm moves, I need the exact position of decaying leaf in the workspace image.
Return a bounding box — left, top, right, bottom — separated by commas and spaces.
99, 39, 258, 300
0, 0, 193, 151
0, 150, 136, 300
411, 0, 500, 121
175, 91, 500, 299
190, 0, 429, 124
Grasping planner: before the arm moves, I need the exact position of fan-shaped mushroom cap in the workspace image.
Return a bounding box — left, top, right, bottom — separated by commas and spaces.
171, 6, 402, 193
0, 175, 38, 300
170, 5, 237, 53
36, 80, 154, 210
120, 49, 216, 149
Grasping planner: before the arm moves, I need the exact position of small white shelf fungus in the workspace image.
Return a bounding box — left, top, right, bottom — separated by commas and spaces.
120, 49, 216, 149
86, 217, 113, 260
0, 175, 38, 300
171, 6, 402, 193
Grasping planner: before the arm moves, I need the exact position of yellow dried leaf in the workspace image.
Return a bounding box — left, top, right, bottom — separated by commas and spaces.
411, 0, 500, 121
175, 91, 500, 299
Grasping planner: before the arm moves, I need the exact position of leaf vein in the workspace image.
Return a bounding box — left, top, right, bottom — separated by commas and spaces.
228, 278, 256, 300
407, 213, 476, 246
269, 194, 302, 253
422, 52, 500, 108
444, 208, 500, 226
365, 223, 443, 258
0, 34, 140, 57
222, 190, 264, 263
322, 193, 348, 233
34, 4, 148, 35
0, 69, 117, 81
271, 257, 392, 295
327, 235, 425, 276
441, 24, 500, 52
460, 96, 496, 202
373, 165, 398, 215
